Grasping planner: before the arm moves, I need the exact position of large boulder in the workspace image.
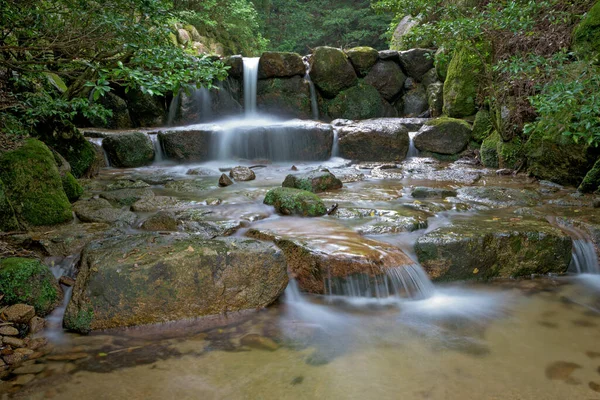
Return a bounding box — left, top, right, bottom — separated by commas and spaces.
337, 118, 410, 161
44, 125, 98, 178
102, 132, 154, 168
472, 109, 493, 143
402, 83, 429, 117
0, 258, 62, 316
572, 1, 600, 61
0, 139, 73, 227
257, 76, 312, 119
258, 52, 305, 79
364, 61, 406, 101
158, 128, 212, 162
309, 46, 358, 98
443, 46, 483, 118
263, 187, 327, 217
282, 169, 342, 193
90, 92, 133, 129
64, 234, 288, 333
415, 217, 572, 281
125, 89, 166, 127
413, 117, 472, 155
345, 47, 379, 77
327, 82, 387, 120
398, 49, 434, 81
480, 131, 523, 169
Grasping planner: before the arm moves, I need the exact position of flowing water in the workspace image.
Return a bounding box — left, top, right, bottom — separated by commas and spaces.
407, 131, 420, 158
303, 59, 320, 120
87, 137, 110, 166
243, 57, 260, 117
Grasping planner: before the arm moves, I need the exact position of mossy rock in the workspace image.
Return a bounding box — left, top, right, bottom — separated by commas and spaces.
256, 76, 312, 119
0, 177, 20, 231
579, 158, 600, 193
258, 52, 305, 79
364, 61, 406, 101
0, 258, 62, 316
282, 169, 342, 193
481, 131, 501, 168
309, 46, 358, 98
327, 82, 385, 120
264, 187, 327, 217
413, 117, 472, 155
345, 47, 379, 77
62, 172, 84, 202
43, 125, 97, 178
443, 46, 483, 118
472, 109, 493, 143
573, 1, 600, 61
0, 139, 73, 227
102, 132, 155, 168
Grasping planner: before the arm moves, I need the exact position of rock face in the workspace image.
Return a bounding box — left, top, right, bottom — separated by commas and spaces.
337, 119, 410, 161
364, 61, 406, 101
229, 166, 256, 181
263, 187, 327, 217
257, 76, 312, 119
327, 82, 387, 120
224, 55, 244, 79
0, 139, 72, 227
443, 46, 482, 118
125, 89, 166, 127
402, 83, 429, 117
159, 128, 212, 161
391, 16, 420, 50
398, 49, 434, 81
282, 169, 342, 193
0, 258, 62, 316
64, 234, 288, 333
258, 52, 305, 79
309, 46, 358, 98
456, 186, 540, 207
73, 198, 137, 225
345, 47, 379, 76
102, 132, 154, 168
413, 117, 472, 155
415, 217, 572, 281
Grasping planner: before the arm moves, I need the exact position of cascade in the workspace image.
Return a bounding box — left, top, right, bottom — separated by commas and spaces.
46, 256, 78, 342
331, 129, 340, 158
407, 131, 420, 158
148, 133, 164, 163
88, 137, 110, 167
243, 57, 260, 116
167, 91, 181, 126
550, 218, 600, 274
167, 86, 213, 126
303, 58, 320, 120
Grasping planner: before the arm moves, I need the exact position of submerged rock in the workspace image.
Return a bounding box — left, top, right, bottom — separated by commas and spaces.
415, 217, 572, 281
264, 187, 327, 217
411, 187, 457, 199
64, 234, 288, 333
413, 117, 472, 155
282, 169, 342, 193
337, 118, 409, 161
102, 132, 154, 168
457, 186, 540, 208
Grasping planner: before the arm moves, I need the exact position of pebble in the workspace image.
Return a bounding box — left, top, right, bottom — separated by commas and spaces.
2, 304, 35, 323
14, 348, 34, 356
2, 352, 25, 365
0, 326, 19, 336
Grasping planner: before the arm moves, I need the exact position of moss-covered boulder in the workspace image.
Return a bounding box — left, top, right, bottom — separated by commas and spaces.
415, 217, 572, 281
282, 169, 342, 193
0, 139, 73, 227
62, 172, 84, 202
258, 52, 305, 79
481, 131, 523, 169
443, 46, 483, 118
309, 46, 358, 98
398, 49, 434, 81
572, 1, 600, 61
90, 92, 133, 129
480, 130, 500, 168
364, 61, 406, 101
426, 82, 444, 118
579, 158, 600, 193
337, 118, 410, 161
0, 258, 62, 316
64, 234, 288, 333
346, 47, 379, 77
327, 82, 386, 120
257, 76, 312, 119
472, 109, 493, 143
0, 178, 19, 231
264, 187, 327, 217
102, 132, 154, 168
413, 117, 472, 155
43, 125, 97, 178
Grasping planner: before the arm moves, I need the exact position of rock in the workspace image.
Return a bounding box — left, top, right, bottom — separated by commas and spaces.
345, 47, 379, 76
73, 198, 137, 225
443, 46, 483, 118
229, 166, 256, 181
337, 118, 409, 161
427, 82, 444, 118
2, 304, 35, 324
579, 158, 600, 193
263, 187, 327, 217
12, 373, 36, 386
61, 172, 83, 202
164, 179, 214, 193
545, 361, 583, 382
331, 207, 428, 234
309, 46, 358, 98
125, 89, 166, 127
219, 174, 233, 187
99, 188, 155, 206
45, 353, 89, 361
258, 52, 305, 79
378, 50, 400, 62
421, 68, 440, 88
140, 211, 178, 231
481, 131, 523, 169
12, 364, 46, 375
0, 177, 19, 232
102, 132, 154, 168
186, 167, 215, 176
456, 186, 541, 207
257, 76, 312, 119
0, 139, 73, 227
398, 49, 434, 81
176, 28, 190, 45
131, 196, 181, 212
105, 179, 150, 191
282, 169, 342, 193
364, 61, 406, 101
2, 336, 25, 348
29, 317, 45, 334
327, 82, 387, 120
64, 234, 288, 333
90, 92, 133, 129
415, 217, 572, 281
224, 55, 243, 79
240, 334, 279, 351
402, 84, 428, 117
413, 117, 472, 155
390, 16, 420, 50
472, 109, 493, 143
0, 258, 62, 316
48, 127, 98, 178
0, 326, 19, 336
572, 1, 600, 61
2, 352, 25, 365
18, 222, 111, 257
411, 187, 457, 199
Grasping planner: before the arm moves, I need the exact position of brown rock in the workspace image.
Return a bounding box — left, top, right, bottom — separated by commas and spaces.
12, 373, 36, 386
2, 352, 25, 365
590, 381, 600, 393
3, 304, 35, 323
14, 348, 34, 355
29, 316, 46, 334
45, 352, 89, 361
0, 326, 19, 336
545, 361, 582, 382
12, 363, 46, 375
240, 334, 279, 351
59, 276, 76, 286
28, 337, 48, 351
2, 336, 25, 348
218, 173, 233, 187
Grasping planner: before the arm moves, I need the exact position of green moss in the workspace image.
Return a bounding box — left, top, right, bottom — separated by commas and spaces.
0, 139, 73, 226
0, 258, 60, 316
345, 47, 379, 76
310, 46, 358, 98
579, 158, 600, 193
425, 116, 471, 129
264, 187, 327, 217
0, 177, 20, 231
64, 306, 94, 334
472, 109, 493, 143
573, 1, 600, 61
481, 131, 500, 168
327, 82, 383, 120
46, 128, 97, 178
62, 172, 84, 202
498, 136, 523, 169
443, 46, 484, 118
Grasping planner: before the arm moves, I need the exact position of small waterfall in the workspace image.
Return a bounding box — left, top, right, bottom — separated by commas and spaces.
167, 91, 181, 126
148, 133, 164, 163
198, 87, 213, 121
572, 239, 600, 274
167, 87, 213, 126
331, 129, 340, 158
88, 137, 110, 167
243, 57, 260, 117
407, 131, 420, 158
303, 59, 319, 120
46, 255, 78, 342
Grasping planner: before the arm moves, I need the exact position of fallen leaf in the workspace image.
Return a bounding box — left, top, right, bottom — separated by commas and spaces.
473, 268, 479, 274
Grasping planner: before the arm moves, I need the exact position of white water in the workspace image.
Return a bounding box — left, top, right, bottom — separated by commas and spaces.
167, 91, 181, 126
331, 129, 339, 157
88, 137, 110, 166
572, 239, 600, 274
407, 131, 420, 158
148, 133, 164, 163
46, 256, 78, 342
243, 57, 260, 117
303, 59, 319, 120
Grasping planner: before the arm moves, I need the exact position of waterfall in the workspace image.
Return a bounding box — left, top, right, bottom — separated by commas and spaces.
88, 137, 110, 167
167, 91, 181, 126
303, 59, 319, 120
46, 255, 78, 342
243, 57, 260, 117
167, 86, 213, 126
407, 131, 420, 158
148, 133, 164, 163
572, 239, 600, 274
331, 129, 340, 158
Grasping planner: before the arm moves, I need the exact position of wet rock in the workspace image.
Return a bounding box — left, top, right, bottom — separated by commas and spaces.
258, 52, 305, 79
164, 179, 214, 193
309, 46, 357, 98
59, 276, 76, 287
0, 326, 19, 336
263, 187, 326, 217
105, 179, 150, 191
158, 128, 213, 162
337, 118, 409, 161
28, 317, 45, 334
64, 234, 288, 333
2, 304, 35, 324
141, 211, 178, 232
219, 174, 233, 187
545, 361, 582, 382
186, 167, 215, 176
257, 76, 313, 119
224, 55, 243, 79
411, 187, 457, 199
415, 217, 572, 281
131, 196, 182, 212
12, 363, 46, 375
100, 188, 155, 206
346, 47, 379, 76
457, 186, 540, 207
282, 169, 342, 193
413, 117, 472, 155
102, 132, 154, 168
26, 222, 112, 257
2, 337, 25, 348
398, 49, 434, 81
331, 207, 429, 234
240, 334, 279, 351
229, 166, 256, 182
73, 198, 137, 225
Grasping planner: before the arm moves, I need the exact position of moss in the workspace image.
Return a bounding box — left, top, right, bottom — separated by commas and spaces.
345, 47, 379, 76
498, 136, 523, 169
0, 177, 20, 231
327, 82, 384, 120
481, 131, 500, 168
264, 187, 327, 217
573, 1, 600, 61
0, 258, 61, 316
425, 116, 471, 129
64, 306, 94, 334
43, 126, 97, 178
310, 46, 358, 98
579, 158, 600, 193
0, 139, 73, 226
443, 46, 484, 118
472, 109, 493, 143
62, 172, 84, 202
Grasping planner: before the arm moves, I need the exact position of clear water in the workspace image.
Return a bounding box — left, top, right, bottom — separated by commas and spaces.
148, 133, 164, 164
407, 131, 420, 158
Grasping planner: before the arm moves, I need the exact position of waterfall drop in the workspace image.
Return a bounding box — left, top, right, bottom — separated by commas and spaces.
303, 58, 319, 120
88, 137, 110, 167
407, 131, 420, 158
148, 133, 164, 163
243, 57, 260, 117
